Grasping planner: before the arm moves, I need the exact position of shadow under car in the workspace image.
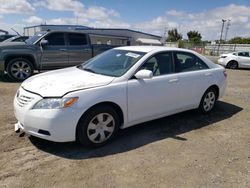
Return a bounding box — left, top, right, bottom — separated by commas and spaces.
29, 101, 243, 160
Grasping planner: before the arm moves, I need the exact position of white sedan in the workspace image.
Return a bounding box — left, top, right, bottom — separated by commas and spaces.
218, 51, 250, 69
14, 46, 227, 147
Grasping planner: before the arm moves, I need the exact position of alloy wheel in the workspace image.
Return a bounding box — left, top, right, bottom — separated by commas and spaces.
87, 113, 115, 143
203, 91, 216, 112
10, 61, 32, 80
228, 61, 238, 69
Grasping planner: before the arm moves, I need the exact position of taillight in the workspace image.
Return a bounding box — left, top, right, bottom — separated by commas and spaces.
223, 70, 227, 77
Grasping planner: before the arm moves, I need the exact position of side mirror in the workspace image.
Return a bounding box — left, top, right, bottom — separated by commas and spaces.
134, 69, 153, 79
40, 39, 48, 46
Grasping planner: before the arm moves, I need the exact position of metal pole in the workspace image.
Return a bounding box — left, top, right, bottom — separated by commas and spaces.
224, 19, 231, 42
217, 19, 226, 55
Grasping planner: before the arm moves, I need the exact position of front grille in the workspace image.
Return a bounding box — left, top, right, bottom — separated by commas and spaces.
16, 94, 34, 107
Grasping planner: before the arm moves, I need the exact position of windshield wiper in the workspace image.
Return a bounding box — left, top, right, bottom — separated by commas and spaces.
82, 68, 96, 73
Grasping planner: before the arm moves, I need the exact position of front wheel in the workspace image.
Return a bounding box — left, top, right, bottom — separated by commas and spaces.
199, 88, 217, 113
7, 58, 34, 81
76, 105, 120, 147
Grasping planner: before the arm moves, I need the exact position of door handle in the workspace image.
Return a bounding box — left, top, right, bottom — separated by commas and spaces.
168, 78, 179, 83
205, 72, 212, 76
60, 49, 67, 51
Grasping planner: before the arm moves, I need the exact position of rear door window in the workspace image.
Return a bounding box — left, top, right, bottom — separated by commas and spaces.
174, 52, 209, 72
68, 33, 88, 45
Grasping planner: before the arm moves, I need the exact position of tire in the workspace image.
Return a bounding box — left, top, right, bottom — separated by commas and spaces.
199, 88, 217, 113
7, 58, 34, 81
226, 61, 238, 69
76, 105, 120, 147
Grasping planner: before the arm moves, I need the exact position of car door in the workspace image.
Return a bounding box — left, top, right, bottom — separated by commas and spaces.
173, 51, 213, 108
40, 32, 68, 69
67, 33, 92, 66
237, 52, 250, 68
127, 52, 181, 124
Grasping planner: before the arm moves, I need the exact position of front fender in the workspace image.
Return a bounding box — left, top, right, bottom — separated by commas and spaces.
2, 48, 39, 70
64, 82, 128, 128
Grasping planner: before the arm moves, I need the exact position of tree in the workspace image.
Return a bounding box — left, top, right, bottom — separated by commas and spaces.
187, 30, 202, 43
228, 37, 250, 44
214, 39, 225, 44
166, 28, 182, 42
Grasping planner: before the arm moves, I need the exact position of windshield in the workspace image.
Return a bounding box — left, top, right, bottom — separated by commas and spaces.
25, 31, 46, 44
79, 49, 145, 77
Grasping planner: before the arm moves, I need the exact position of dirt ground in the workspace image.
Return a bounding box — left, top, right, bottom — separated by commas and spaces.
0, 69, 249, 188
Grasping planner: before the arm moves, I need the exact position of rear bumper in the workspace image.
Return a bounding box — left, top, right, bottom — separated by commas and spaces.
219, 79, 227, 99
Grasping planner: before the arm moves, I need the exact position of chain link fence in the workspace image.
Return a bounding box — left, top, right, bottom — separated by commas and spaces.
164, 42, 250, 56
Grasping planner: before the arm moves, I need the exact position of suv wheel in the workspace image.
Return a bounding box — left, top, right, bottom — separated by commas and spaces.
76, 105, 120, 147
7, 58, 34, 81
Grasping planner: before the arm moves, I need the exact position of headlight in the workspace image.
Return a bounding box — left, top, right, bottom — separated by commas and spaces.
32, 97, 78, 109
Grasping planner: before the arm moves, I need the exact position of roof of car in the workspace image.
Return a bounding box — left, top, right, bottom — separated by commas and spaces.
115, 46, 187, 53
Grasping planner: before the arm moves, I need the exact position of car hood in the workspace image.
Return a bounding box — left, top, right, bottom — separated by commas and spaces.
21, 67, 115, 97
0, 42, 30, 49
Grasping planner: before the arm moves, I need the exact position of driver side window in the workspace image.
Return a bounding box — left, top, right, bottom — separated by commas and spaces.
44, 33, 65, 46
238, 52, 249, 57
140, 52, 173, 76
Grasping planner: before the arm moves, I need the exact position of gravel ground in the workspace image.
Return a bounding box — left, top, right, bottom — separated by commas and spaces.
0, 69, 249, 188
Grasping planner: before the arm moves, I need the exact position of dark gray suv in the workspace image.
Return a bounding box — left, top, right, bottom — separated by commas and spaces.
0, 31, 116, 81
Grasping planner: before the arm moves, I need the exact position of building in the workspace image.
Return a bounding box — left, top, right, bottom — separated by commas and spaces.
24, 25, 91, 36
24, 24, 162, 46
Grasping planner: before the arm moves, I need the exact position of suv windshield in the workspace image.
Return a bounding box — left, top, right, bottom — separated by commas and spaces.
25, 31, 46, 44
79, 49, 145, 77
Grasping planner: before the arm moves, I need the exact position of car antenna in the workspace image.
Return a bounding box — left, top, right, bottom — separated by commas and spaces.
11, 28, 21, 36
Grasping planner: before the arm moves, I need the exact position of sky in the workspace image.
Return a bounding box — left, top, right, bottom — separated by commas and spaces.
0, 0, 250, 40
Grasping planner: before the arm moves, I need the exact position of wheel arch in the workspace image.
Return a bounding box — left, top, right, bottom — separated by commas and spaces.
226, 60, 238, 68
204, 85, 219, 100
198, 84, 219, 113
4, 55, 37, 70
75, 101, 125, 138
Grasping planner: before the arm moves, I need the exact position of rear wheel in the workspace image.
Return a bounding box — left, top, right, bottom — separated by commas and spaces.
76, 105, 120, 147
7, 58, 33, 81
226, 61, 238, 69
199, 88, 217, 113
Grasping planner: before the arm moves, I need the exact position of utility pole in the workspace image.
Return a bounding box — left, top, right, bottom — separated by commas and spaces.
217, 19, 226, 55
161, 26, 167, 44
224, 19, 231, 42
